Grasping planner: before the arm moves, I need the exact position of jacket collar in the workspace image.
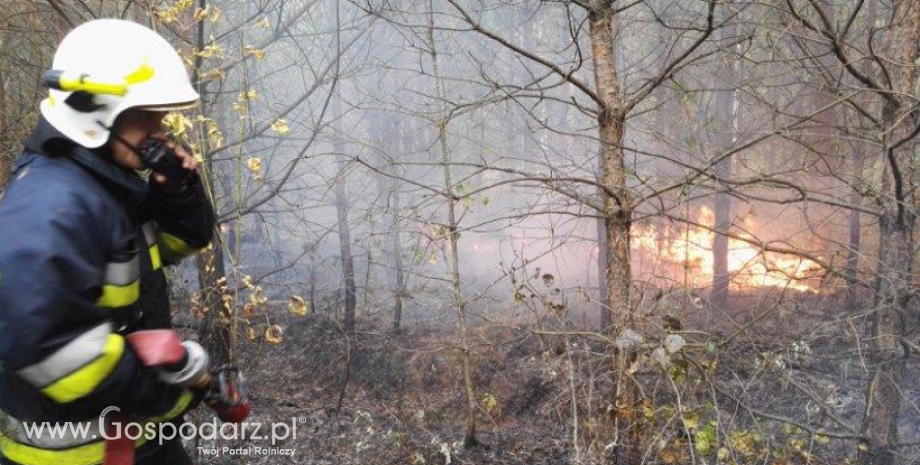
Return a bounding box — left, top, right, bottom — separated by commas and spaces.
24, 117, 148, 196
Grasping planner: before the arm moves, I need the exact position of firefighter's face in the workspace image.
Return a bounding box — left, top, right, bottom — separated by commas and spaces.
110, 110, 167, 170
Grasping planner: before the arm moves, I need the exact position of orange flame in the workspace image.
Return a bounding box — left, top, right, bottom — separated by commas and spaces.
631, 207, 823, 293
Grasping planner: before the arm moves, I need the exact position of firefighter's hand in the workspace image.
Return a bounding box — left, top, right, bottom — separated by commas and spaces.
149, 135, 199, 187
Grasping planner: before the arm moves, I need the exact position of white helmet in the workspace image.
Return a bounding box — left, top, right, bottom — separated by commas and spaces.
41, 19, 199, 148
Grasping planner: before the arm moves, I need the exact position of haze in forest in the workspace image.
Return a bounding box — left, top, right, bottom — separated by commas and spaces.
1, 1, 918, 465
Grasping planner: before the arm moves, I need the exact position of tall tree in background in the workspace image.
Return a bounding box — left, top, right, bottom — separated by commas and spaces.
333, 98, 358, 333
374, 114, 407, 332
437, 0, 718, 461
710, 16, 737, 311
778, 1, 920, 463
426, 2, 480, 445
858, 3, 920, 463
188, 0, 232, 366
845, 0, 878, 312
332, 0, 357, 333
586, 5, 643, 460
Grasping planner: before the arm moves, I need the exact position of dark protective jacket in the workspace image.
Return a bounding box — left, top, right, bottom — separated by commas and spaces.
0, 119, 216, 465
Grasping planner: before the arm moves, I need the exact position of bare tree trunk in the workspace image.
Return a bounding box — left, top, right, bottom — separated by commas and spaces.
859, 215, 911, 465
596, 144, 610, 331
308, 258, 317, 313
519, 1, 540, 159
188, 0, 230, 366
427, 2, 478, 446
845, 146, 863, 310
596, 211, 611, 331
845, 0, 877, 312
859, 3, 919, 464
334, 119, 357, 333
388, 126, 406, 332
374, 113, 406, 332
380, 64, 406, 332
711, 165, 732, 310
390, 183, 405, 332
329, 0, 356, 334
711, 21, 736, 312
197, 242, 230, 365
589, 3, 639, 463
595, 0, 628, 334
441, 124, 478, 447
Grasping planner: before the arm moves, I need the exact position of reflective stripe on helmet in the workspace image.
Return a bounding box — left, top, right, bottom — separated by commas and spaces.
40, 19, 200, 149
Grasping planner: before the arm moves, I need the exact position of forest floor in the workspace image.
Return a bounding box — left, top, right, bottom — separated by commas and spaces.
188, 293, 920, 465
191, 312, 579, 465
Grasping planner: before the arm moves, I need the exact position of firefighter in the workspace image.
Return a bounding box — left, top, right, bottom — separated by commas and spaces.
0, 19, 215, 465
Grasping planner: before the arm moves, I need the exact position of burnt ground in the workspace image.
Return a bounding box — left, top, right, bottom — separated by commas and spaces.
228, 314, 574, 465
185, 292, 920, 465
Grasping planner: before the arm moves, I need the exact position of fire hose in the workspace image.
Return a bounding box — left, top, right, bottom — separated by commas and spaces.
102, 330, 251, 465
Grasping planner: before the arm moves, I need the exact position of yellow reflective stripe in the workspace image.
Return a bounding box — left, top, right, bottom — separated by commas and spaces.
0, 390, 193, 465
147, 389, 194, 422
158, 233, 194, 256
0, 436, 104, 465
39, 335, 124, 404
18, 324, 113, 388
149, 244, 162, 270
94, 280, 139, 308
57, 74, 127, 96
157, 232, 195, 264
